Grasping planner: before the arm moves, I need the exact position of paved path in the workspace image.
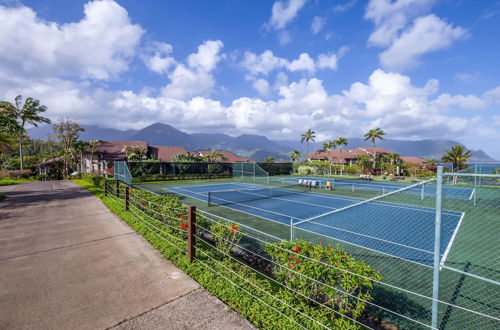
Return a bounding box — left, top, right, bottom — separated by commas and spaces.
0, 181, 254, 330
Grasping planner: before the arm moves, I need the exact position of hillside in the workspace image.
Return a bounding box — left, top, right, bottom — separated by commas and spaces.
29, 123, 497, 162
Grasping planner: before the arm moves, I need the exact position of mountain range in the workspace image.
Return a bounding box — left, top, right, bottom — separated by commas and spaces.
28, 123, 497, 162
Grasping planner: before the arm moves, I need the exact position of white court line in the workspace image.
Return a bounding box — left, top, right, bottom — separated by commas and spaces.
298, 219, 434, 255
293, 225, 434, 268
440, 212, 466, 266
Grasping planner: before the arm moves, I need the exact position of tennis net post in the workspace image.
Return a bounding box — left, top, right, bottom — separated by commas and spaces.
431, 166, 443, 328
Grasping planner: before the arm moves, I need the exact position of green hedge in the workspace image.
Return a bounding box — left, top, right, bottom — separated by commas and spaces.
74, 179, 382, 329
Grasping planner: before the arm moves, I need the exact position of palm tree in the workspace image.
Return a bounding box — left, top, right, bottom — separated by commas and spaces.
383, 153, 402, 175
290, 150, 301, 162
441, 145, 472, 172
202, 150, 227, 162
300, 129, 316, 158
323, 140, 336, 176
88, 139, 100, 173
364, 128, 386, 172
0, 95, 50, 170
335, 137, 348, 175
73, 140, 90, 173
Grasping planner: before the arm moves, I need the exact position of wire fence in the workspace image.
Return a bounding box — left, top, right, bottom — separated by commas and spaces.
103, 166, 499, 329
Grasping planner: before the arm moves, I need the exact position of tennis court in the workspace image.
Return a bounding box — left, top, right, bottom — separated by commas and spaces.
277, 176, 475, 200
166, 181, 463, 266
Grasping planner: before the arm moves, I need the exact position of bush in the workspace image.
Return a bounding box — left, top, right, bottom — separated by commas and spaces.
0, 170, 33, 179
81, 174, 105, 188
265, 240, 382, 320
298, 165, 315, 175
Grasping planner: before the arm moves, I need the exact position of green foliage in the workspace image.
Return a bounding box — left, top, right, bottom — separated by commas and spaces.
0, 193, 4, 201
73, 179, 383, 329
265, 240, 382, 319
297, 165, 315, 175
81, 174, 106, 188
0, 169, 33, 179
210, 221, 243, 255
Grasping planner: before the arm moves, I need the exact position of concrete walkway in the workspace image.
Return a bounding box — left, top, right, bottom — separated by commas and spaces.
0, 181, 254, 330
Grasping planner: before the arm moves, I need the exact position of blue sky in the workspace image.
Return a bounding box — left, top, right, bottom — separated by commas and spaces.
0, 0, 499, 158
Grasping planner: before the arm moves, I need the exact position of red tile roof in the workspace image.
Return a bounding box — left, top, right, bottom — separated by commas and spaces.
150, 146, 187, 162
94, 141, 149, 161
197, 150, 252, 162
354, 147, 394, 155
401, 156, 427, 165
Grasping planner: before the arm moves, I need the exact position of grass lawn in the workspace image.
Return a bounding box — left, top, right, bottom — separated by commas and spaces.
0, 178, 35, 186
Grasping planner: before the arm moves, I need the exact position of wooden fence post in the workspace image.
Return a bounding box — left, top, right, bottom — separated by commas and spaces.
104, 180, 107, 197
125, 186, 129, 211
116, 180, 120, 198
188, 205, 196, 262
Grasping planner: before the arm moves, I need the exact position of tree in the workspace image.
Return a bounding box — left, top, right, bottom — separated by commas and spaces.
290, 150, 301, 162
172, 152, 202, 162
322, 141, 336, 176
335, 137, 348, 175
264, 156, 274, 163
73, 140, 90, 173
202, 150, 227, 162
356, 154, 372, 173
441, 145, 472, 172
383, 153, 402, 175
123, 146, 147, 161
88, 139, 100, 173
0, 95, 50, 170
364, 128, 386, 172
300, 129, 316, 157
52, 118, 84, 177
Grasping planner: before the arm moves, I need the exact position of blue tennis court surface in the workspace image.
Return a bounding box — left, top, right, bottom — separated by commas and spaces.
276, 177, 474, 200
166, 182, 463, 266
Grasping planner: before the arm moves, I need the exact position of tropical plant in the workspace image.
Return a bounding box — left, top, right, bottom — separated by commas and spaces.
0, 96, 50, 170
172, 152, 202, 162
264, 156, 274, 163
383, 153, 402, 175
335, 137, 348, 175
300, 129, 316, 157
51, 118, 85, 177
441, 145, 472, 175
364, 128, 385, 171
356, 154, 372, 173
202, 150, 227, 162
122, 145, 148, 161
290, 150, 301, 162
322, 141, 336, 176
88, 139, 100, 173
73, 140, 90, 173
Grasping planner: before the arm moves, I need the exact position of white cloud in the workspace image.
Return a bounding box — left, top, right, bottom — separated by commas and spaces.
268, 0, 307, 30
454, 72, 480, 84
143, 42, 175, 74
242, 48, 347, 78
0, 0, 144, 80
252, 79, 271, 97
379, 15, 466, 71
333, 0, 357, 13
365, 0, 435, 47
311, 16, 325, 35
162, 40, 224, 100
288, 53, 315, 73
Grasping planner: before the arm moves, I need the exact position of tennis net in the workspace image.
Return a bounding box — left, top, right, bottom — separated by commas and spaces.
208, 183, 311, 206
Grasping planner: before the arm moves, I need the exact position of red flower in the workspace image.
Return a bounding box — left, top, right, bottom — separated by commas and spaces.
296, 260, 301, 265
319, 241, 323, 245
180, 222, 188, 229
141, 201, 147, 206
230, 226, 238, 233
178, 215, 185, 220
289, 263, 294, 267
129, 189, 133, 194
291, 255, 295, 260
294, 246, 301, 253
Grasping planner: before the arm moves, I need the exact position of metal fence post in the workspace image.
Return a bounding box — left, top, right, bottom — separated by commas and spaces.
188, 206, 196, 262
116, 180, 120, 198
421, 183, 425, 200
125, 186, 129, 211
432, 166, 443, 328
290, 218, 294, 241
